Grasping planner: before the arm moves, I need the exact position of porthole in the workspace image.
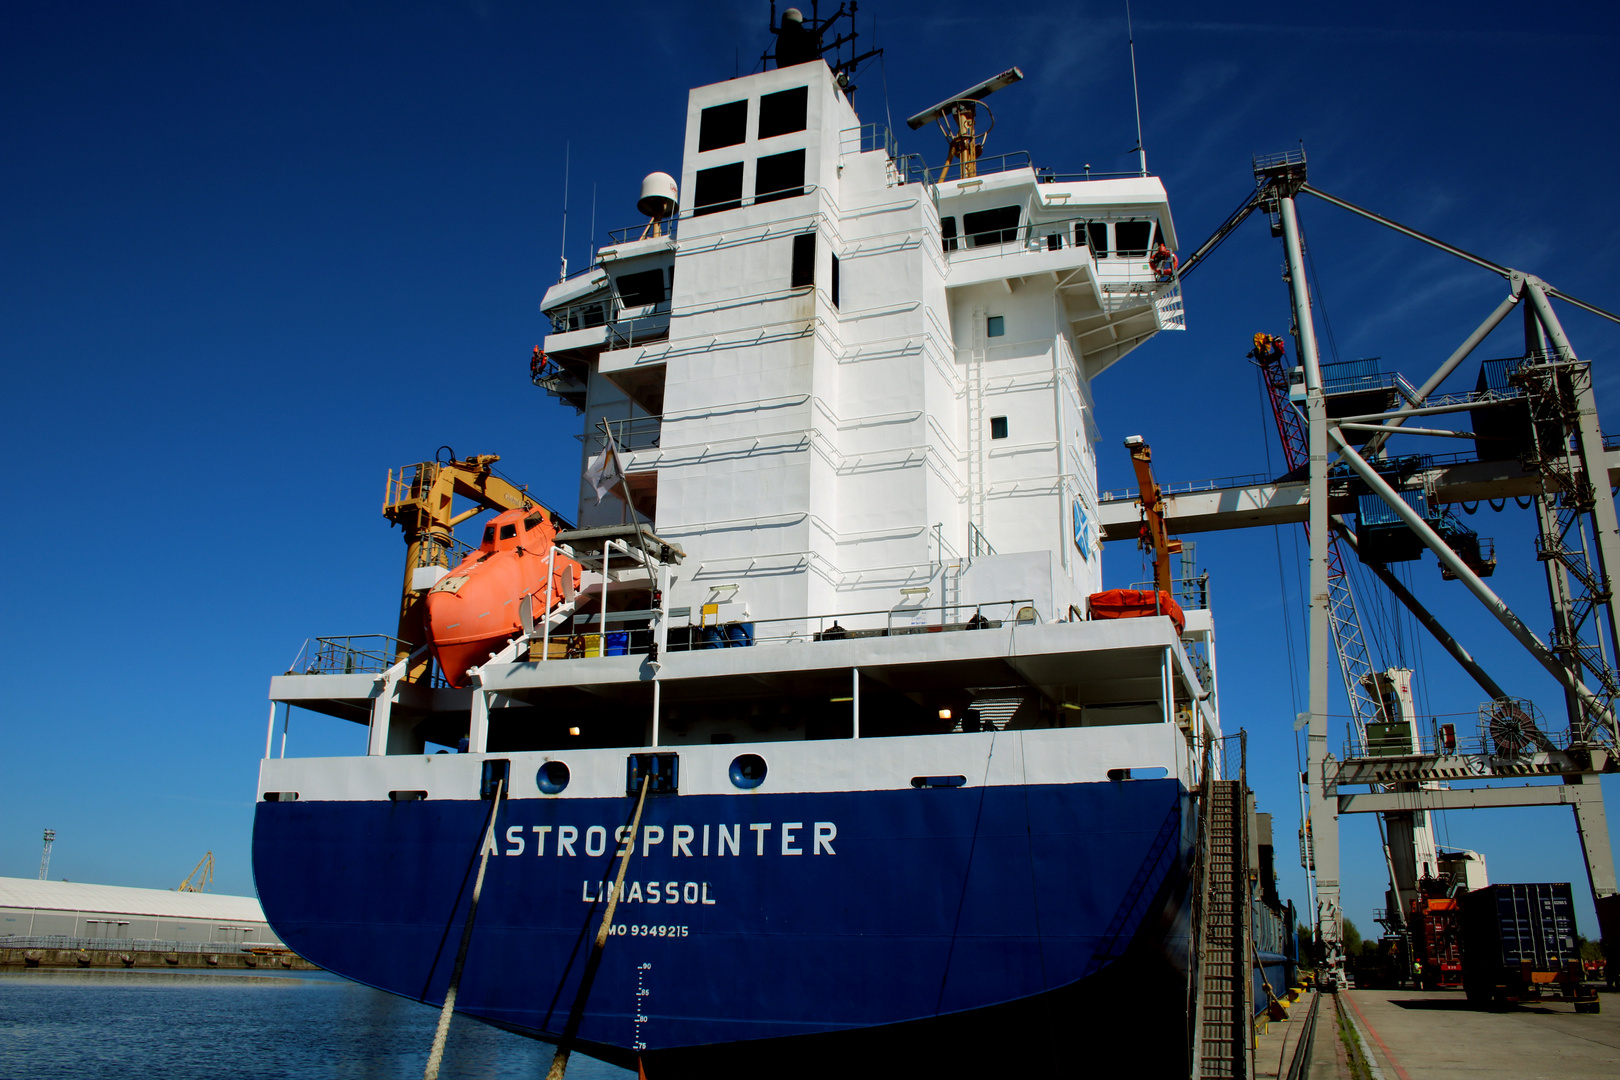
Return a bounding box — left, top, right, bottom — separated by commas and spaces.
537, 760, 570, 794
729, 753, 767, 789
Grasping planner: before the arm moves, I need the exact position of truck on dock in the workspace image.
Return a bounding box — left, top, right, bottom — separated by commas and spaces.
1461, 883, 1599, 1012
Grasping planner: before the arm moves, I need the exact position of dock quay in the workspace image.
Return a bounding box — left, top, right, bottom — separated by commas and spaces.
1, 940, 317, 972
1254, 986, 1618, 1079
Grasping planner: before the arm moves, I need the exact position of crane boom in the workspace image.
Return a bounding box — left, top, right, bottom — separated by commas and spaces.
1125, 436, 1182, 595
382, 453, 547, 680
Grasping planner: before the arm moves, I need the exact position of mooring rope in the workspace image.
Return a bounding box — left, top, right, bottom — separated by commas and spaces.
546, 772, 652, 1080
422, 776, 506, 1080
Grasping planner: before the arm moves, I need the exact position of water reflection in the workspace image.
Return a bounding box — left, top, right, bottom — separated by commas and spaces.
0, 970, 634, 1080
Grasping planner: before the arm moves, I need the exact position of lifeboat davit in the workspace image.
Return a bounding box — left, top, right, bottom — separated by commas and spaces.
424, 506, 581, 687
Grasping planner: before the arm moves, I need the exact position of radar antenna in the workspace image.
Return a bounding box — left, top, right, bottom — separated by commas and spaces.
904, 67, 1024, 182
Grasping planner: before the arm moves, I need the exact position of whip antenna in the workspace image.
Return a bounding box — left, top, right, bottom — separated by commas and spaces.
1126, 1, 1146, 176
558, 142, 570, 283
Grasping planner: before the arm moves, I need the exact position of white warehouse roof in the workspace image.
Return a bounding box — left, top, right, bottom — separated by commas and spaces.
0, 876, 266, 923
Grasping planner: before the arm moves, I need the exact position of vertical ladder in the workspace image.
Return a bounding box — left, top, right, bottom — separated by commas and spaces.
966, 309, 988, 537
1195, 779, 1249, 1079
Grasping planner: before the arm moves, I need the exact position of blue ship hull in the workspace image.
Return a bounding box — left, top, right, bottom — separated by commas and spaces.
253, 776, 1194, 1076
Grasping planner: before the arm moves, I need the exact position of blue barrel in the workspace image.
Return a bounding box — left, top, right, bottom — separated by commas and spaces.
700, 627, 725, 650
605, 631, 629, 656
725, 622, 755, 648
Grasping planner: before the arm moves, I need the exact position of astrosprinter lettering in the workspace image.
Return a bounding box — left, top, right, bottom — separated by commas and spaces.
581, 880, 717, 905
495, 821, 838, 858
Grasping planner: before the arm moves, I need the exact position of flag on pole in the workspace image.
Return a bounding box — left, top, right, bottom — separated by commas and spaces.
584, 428, 624, 504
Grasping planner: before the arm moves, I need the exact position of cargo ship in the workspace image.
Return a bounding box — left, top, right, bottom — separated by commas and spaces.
252, 10, 1230, 1076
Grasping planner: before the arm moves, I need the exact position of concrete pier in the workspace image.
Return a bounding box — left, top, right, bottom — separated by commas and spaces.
1257, 986, 1617, 1079
1, 946, 317, 972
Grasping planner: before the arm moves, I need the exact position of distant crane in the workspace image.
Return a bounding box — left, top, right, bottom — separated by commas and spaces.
179, 851, 214, 893
38, 829, 54, 881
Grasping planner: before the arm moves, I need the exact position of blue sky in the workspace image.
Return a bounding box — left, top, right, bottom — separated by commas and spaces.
4, 1, 1618, 939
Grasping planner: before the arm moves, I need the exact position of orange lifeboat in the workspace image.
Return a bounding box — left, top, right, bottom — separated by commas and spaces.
424, 506, 581, 687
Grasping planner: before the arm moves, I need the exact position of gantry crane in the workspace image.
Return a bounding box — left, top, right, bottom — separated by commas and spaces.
382, 452, 539, 682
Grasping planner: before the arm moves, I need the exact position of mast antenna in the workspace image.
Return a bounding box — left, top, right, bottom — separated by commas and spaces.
39, 829, 54, 880
1126, 0, 1147, 177
558, 142, 570, 283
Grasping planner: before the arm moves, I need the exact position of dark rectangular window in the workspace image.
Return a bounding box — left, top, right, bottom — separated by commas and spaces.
523, 511, 544, 531
693, 162, 744, 216
1116, 221, 1152, 257
758, 86, 808, 139
616, 268, 666, 306
1087, 222, 1109, 257
987, 315, 1005, 337
698, 100, 748, 152
1046, 233, 1062, 251
990, 416, 1009, 439
962, 205, 1021, 247
830, 253, 840, 308
941, 217, 958, 252
791, 232, 815, 287
499, 523, 517, 540
755, 148, 806, 204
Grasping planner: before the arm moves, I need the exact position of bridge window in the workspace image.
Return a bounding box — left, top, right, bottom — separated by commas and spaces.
698, 100, 747, 152
941, 216, 958, 252
755, 149, 806, 204
758, 86, 808, 139
1086, 222, 1109, 257
1116, 221, 1152, 257
617, 268, 666, 307
962, 205, 1020, 247
693, 162, 745, 216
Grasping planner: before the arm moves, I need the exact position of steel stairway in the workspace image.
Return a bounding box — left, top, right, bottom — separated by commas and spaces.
1193, 779, 1250, 1079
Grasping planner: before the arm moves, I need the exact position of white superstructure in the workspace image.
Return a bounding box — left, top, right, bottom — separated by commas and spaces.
541, 60, 1182, 632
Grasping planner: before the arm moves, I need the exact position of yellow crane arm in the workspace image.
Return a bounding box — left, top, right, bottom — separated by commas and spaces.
1125, 436, 1183, 596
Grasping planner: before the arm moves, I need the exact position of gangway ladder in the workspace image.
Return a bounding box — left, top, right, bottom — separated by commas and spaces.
1193, 779, 1251, 1080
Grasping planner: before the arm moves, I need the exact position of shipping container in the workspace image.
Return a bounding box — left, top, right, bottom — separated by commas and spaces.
1461, 883, 1599, 1011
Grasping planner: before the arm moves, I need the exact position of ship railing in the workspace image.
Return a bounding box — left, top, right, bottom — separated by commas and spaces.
547, 598, 1043, 658
287, 635, 410, 678
0, 935, 279, 954
839, 123, 898, 161
967, 521, 996, 557
904, 150, 1034, 186
605, 219, 679, 246
604, 308, 672, 351
581, 414, 663, 453
1036, 168, 1156, 182
1212, 730, 1247, 785
1126, 575, 1211, 613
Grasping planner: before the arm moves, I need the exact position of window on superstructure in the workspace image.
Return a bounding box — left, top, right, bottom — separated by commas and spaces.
987, 315, 1005, 337
940, 216, 958, 252
791, 232, 815, 287
1046, 233, 1063, 251
1086, 222, 1109, 258
693, 162, 745, 215
830, 253, 840, 308
962, 206, 1020, 247
616, 268, 666, 307
755, 149, 806, 204
698, 100, 748, 152
1116, 221, 1152, 257
990, 416, 1009, 439
758, 86, 808, 139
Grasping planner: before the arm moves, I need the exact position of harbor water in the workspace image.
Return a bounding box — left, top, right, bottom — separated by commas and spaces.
0, 969, 634, 1080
